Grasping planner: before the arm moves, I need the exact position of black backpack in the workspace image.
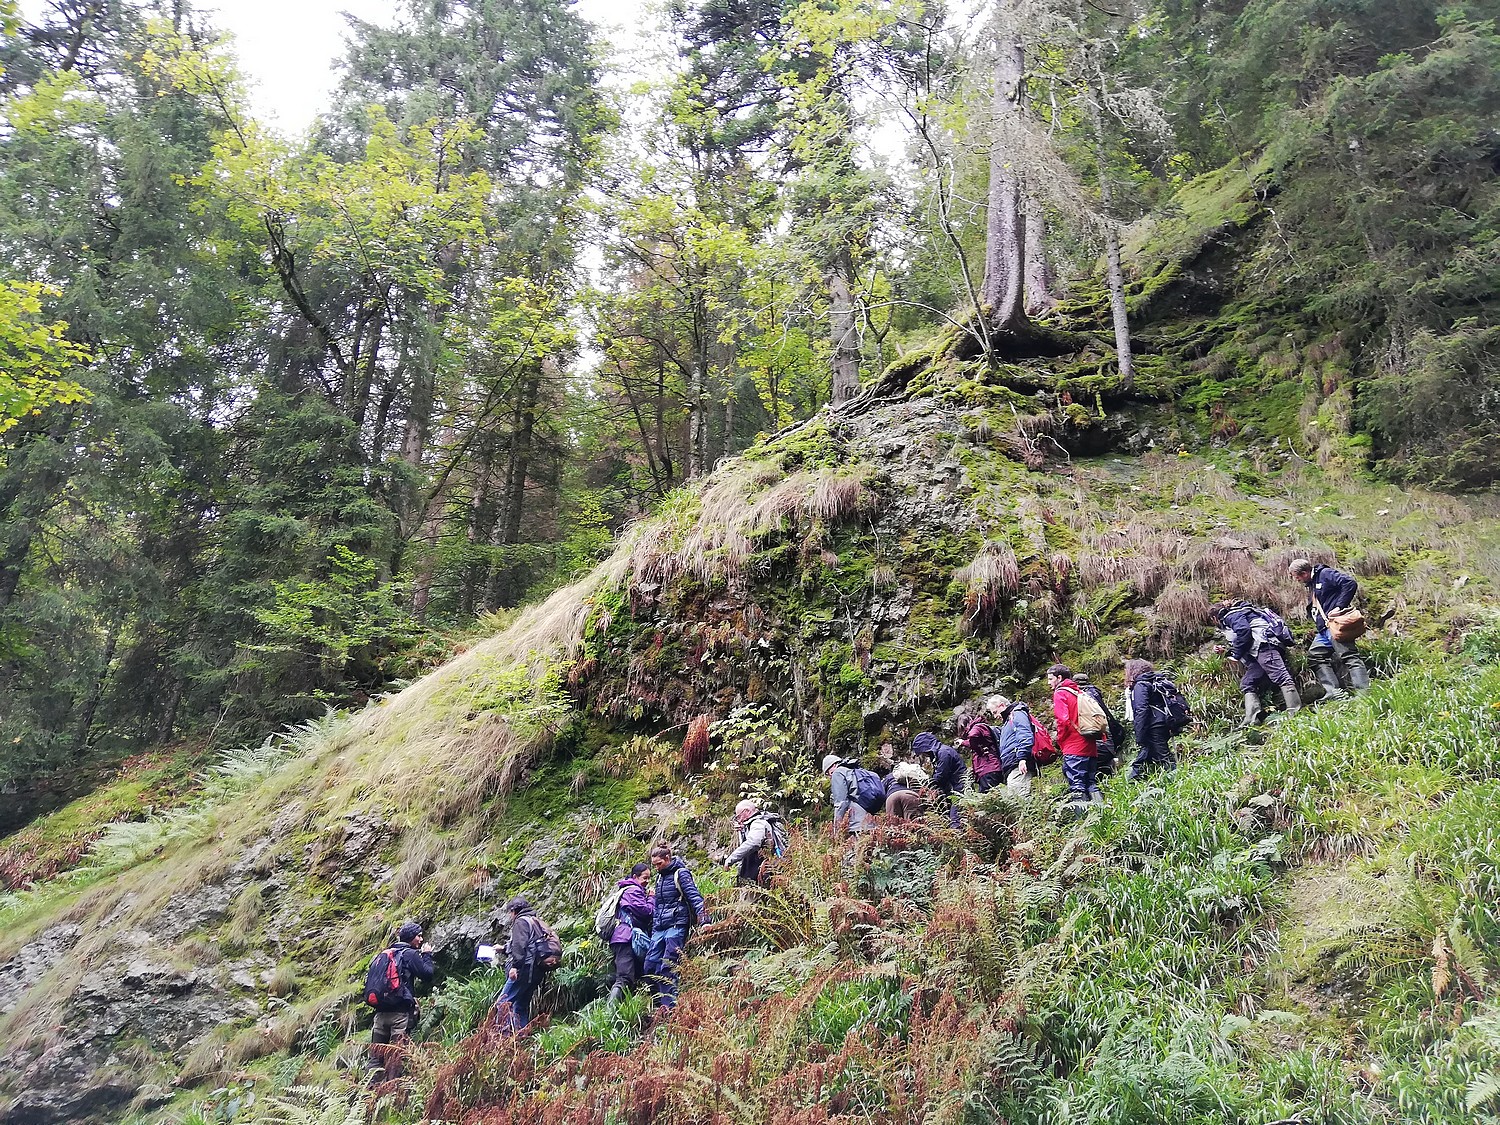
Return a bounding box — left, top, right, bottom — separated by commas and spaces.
1148, 674, 1193, 733
524, 916, 563, 973
363, 947, 412, 1010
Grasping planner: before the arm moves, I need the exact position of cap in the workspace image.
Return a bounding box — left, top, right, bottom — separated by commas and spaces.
821, 753, 842, 774
397, 921, 423, 943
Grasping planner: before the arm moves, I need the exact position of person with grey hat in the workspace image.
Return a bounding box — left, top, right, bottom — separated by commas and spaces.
365, 920, 434, 1066
823, 752, 878, 836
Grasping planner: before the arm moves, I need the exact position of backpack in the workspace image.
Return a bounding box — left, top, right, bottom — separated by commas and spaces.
363, 947, 411, 1010
523, 916, 563, 973
594, 885, 627, 942
1243, 604, 1294, 651
1067, 687, 1109, 740
847, 766, 888, 814
758, 813, 790, 859
1080, 685, 1125, 750
1023, 708, 1057, 766
672, 868, 700, 928
1147, 674, 1193, 733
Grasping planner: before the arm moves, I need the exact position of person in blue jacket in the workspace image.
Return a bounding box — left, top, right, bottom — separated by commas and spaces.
985, 694, 1037, 798
644, 843, 708, 1010
1214, 600, 1302, 725
1289, 558, 1370, 699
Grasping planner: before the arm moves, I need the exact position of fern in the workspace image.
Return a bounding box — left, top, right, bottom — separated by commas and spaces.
247, 1087, 366, 1125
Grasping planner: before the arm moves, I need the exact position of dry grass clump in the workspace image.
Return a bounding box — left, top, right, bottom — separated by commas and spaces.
681, 715, 712, 775
1151, 583, 1213, 651
956, 540, 1020, 634
390, 824, 451, 901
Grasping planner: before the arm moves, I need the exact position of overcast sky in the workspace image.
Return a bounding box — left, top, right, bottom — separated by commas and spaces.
19, 0, 654, 133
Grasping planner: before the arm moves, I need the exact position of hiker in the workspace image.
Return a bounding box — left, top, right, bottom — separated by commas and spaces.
644, 843, 708, 1010
986, 694, 1041, 798
1289, 558, 1370, 700
1214, 600, 1302, 725
912, 731, 965, 829
1124, 659, 1182, 780
602, 862, 653, 1003
883, 761, 930, 819
365, 920, 434, 1067
1047, 665, 1102, 804
723, 798, 788, 886
823, 753, 882, 835
493, 895, 558, 1032
956, 712, 1004, 793
1073, 673, 1125, 780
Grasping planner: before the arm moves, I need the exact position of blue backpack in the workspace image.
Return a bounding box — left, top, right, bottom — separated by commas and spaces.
847, 766, 887, 814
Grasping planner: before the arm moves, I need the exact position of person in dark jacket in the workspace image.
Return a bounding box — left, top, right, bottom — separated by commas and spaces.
913, 731, 965, 828
1289, 558, 1370, 699
1214, 601, 1302, 725
1124, 658, 1176, 780
956, 712, 1004, 792
1073, 673, 1125, 780
986, 694, 1036, 798
1048, 665, 1100, 804
368, 920, 434, 1064
606, 862, 654, 1003
494, 895, 547, 1032
644, 844, 708, 1009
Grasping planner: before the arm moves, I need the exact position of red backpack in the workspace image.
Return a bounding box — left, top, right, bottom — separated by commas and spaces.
363, 947, 410, 1009
1029, 718, 1058, 766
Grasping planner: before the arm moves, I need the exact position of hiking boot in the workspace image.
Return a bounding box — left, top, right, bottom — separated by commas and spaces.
1313, 662, 1348, 702
1241, 692, 1265, 727
1346, 657, 1371, 693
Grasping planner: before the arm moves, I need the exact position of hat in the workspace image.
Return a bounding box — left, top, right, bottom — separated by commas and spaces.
821, 753, 842, 775
397, 920, 423, 943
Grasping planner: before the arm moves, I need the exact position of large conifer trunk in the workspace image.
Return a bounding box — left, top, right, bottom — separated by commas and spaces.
979, 2, 1028, 332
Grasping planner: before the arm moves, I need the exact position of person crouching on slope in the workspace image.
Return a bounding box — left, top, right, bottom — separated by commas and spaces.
912, 731, 965, 829
1047, 665, 1101, 804
644, 843, 708, 1010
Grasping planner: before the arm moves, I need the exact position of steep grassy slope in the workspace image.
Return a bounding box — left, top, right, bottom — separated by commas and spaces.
1, 165, 1499, 1125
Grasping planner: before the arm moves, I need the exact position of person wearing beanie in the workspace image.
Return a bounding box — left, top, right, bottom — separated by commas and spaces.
493, 895, 549, 1031
722, 798, 788, 886
366, 919, 434, 1070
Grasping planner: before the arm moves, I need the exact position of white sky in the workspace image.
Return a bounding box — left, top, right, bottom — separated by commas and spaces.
19, 0, 655, 134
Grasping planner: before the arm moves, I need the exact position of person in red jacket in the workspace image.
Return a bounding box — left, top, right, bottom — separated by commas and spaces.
1048, 664, 1101, 804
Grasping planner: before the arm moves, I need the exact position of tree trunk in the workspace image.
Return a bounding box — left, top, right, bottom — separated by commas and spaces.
1088, 101, 1134, 388
687, 357, 707, 479
1023, 194, 1059, 316
74, 621, 119, 755
486, 363, 542, 608
979, 1, 1028, 334
828, 250, 861, 405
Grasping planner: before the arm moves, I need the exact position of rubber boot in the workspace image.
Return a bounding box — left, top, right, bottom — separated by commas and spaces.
1241, 692, 1265, 727
1280, 683, 1304, 715
607, 982, 625, 1005
1346, 655, 1371, 693
1313, 661, 1348, 702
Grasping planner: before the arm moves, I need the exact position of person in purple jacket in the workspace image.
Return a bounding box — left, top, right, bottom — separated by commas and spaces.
606, 861, 654, 1004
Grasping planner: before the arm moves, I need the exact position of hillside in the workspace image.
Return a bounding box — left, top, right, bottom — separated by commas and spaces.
2, 162, 1500, 1125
